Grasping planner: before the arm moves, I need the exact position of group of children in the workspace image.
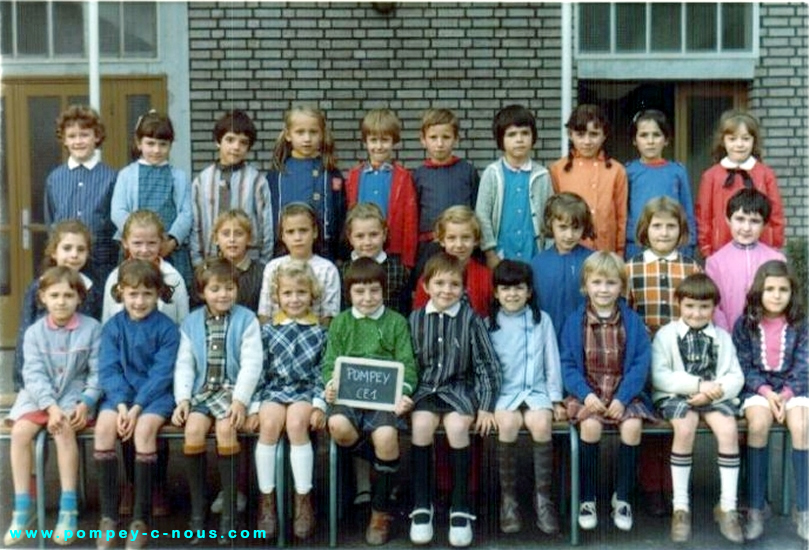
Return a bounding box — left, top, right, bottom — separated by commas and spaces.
4, 100, 805, 548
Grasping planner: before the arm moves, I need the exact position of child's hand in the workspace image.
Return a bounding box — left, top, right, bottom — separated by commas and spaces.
228, 401, 246, 430
583, 393, 607, 415
484, 250, 501, 271
686, 393, 711, 407
325, 380, 337, 404
46, 405, 67, 435
394, 396, 414, 417
766, 391, 786, 423
605, 399, 625, 420
119, 405, 141, 441
310, 409, 326, 431
698, 381, 720, 397
243, 413, 260, 433
69, 403, 89, 431
160, 237, 177, 258
172, 400, 190, 427
475, 410, 496, 436
552, 403, 568, 422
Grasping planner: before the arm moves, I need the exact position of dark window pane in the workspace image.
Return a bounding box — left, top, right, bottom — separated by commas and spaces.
123, 2, 156, 57
686, 4, 717, 51
17, 2, 48, 56
98, 2, 121, 56
580, 3, 611, 52
722, 3, 752, 50
27, 97, 63, 224
616, 3, 645, 52
651, 3, 681, 52
53, 2, 85, 56
1, 2, 12, 55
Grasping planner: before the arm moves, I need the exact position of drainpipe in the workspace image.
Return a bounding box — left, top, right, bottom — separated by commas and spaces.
87, 0, 101, 154
561, 2, 573, 157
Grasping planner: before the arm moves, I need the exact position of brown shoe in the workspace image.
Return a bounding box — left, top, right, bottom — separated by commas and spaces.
152, 488, 170, 518
500, 494, 522, 534
365, 509, 392, 545
125, 520, 148, 549
119, 483, 134, 516
670, 509, 691, 542
257, 492, 277, 539
96, 518, 117, 550
293, 492, 315, 539
713, 505, 743, 544
744, 508, 764, 540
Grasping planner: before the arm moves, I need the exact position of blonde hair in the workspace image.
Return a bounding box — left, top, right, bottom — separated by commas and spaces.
271, 105, 337, 172
213, 209, 253, 241
271, 259, 322, 305
122, 210, 165, 242
420, 108, 459, 136
344, 202, 387, 240
434, 205, 481, 243
580, 251, 627, 295
361, 108, 401, 143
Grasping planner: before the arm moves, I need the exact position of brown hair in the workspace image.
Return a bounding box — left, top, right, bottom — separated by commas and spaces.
742, 260, 804, 328
422, 251, 464, 284
56, 105, 106, 146
420, 108, 459, 136
361, 108, 401, 144
344, 257, 387, 295
635, 196, 690, 249
41, 220, 92, 273
111, 259, 174, 304
675, 273, 721, 305
434, 205, 482, 243
213, 209, 253, 243
711, 109, 763, 163
38, 266, 88, 304
271, 105, 337, 172
541, 192, 596, 240
344, 202, 387, 241
563, 104, 613, 172
194, 257, 239, 300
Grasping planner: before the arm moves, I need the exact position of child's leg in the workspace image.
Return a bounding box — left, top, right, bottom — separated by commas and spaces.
214, 416, 240, 534
669, 412, 699, 511
443, 412, 474, 514
286, 402, 314, 495
704, 411, 740, 512
579, 419, 602, 503
255, 402, 286, 537
495, 409, 523, 531
744, 405, 773, 512
616, 418, 642, 502
410, 411, 439, 511
183, 413, 212, 525
524, 409, 559, 534
131, 413, 165, 525
786, 405, 809, 512
369, 426, 399, 512
9, 420, 40, 523
94, 411, 120, 522
52, 425, 80, 514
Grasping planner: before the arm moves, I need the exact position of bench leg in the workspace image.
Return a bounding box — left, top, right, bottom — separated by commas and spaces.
781, 430, 791, 516
35, 430, 46, 550
275, 438, 286, 548
329, 438, 338, 547
569, 424, 580, 546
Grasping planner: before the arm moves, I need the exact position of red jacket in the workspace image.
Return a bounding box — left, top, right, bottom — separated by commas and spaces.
412, 258, 492, 318
346, 162, 418, 268
696, 162, 785, 257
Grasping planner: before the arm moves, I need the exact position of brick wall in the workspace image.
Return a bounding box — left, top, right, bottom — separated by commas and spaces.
187, 1, 807, 237
750, 3, 808, 239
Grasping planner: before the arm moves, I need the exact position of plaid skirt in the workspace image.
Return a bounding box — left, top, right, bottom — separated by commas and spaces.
656, 396, 738, 420
190, 386, 234, 420
564, 395, 657, 425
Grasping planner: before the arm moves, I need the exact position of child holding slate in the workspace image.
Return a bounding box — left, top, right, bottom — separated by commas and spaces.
323, 258, 418, 545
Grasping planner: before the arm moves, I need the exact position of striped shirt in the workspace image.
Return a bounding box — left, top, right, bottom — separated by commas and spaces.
409, 300, 501, 414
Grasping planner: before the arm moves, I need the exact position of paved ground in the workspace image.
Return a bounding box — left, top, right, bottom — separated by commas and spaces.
1, 433, 806, 549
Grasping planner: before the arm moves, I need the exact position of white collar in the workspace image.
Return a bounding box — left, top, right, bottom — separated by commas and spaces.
351, 305, 385, 320
425, 300, 461, 317
137, 159, 170, 167
68, 151, 100, 170
502, 157, 532, 172
79, 272, 93, 290
720, 156, 757, 170
643, 249, 679, 264
350, 250, 388, 264
675, 318, 716, 338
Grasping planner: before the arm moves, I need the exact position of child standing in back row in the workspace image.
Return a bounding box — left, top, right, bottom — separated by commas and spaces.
45, 105, 118, 285
625, 109, 696, 259
190, 110, 274, 267
111, 111, 194, 290
476, 104, 554, 270
696, 109, 785, 258
345, 108, 418, 269
550, 104, 628, 255
412, 108, 480, 273
267, 105, 345, 259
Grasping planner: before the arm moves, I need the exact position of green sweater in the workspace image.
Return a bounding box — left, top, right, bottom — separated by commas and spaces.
322, 308, 418, 396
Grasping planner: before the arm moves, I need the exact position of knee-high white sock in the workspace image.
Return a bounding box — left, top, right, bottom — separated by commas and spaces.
718, 453, 740, 512
290, 442, 314, 494
255, 442, 277, 494
670, 452, 692, 512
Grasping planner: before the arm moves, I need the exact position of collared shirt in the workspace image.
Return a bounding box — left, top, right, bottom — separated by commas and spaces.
68, 152, 100, 170
583, 305, 626, 401
204, 310, 228, 389
675, 319, 717, 380
351, 305, 385, 320
720, 156, 757, 171
498, 159, 536, 261
358, 162, 393, 217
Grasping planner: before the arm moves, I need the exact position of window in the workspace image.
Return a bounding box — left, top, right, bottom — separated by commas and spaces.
576, 3, 759, 80
0, 1, 157, 59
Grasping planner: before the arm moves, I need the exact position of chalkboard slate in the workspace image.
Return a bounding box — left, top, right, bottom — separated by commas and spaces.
334, 356, 404, 412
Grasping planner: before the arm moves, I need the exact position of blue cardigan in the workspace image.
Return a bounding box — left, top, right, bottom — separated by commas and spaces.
560, 299, 652, 407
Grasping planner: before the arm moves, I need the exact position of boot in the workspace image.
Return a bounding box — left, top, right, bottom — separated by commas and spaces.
365, 509, 392, 545
257, 492, 277, 539
497, 442, 521, 533
293, 492, 315, 539
533, 441, 559, 535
